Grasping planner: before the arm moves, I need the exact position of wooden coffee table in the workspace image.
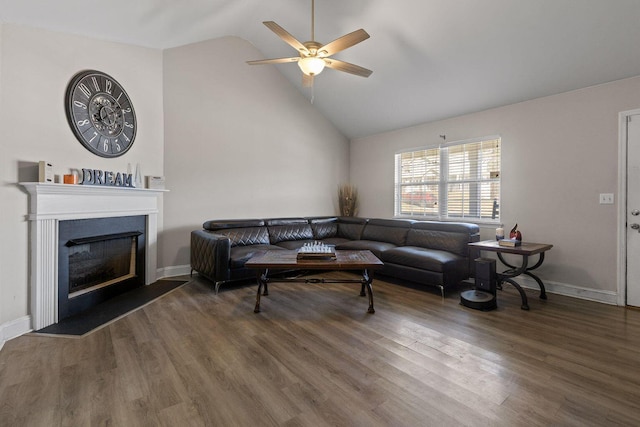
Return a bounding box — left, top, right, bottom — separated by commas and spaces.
245, 250, 384, 314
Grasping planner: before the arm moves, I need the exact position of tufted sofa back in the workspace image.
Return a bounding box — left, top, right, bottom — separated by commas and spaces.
361, 218, 414, 246
266, 218, 314, 244
308, 217, 339, 240
406, 221, 480, 256
203, 219, 270, 247
336, 216, 368, 240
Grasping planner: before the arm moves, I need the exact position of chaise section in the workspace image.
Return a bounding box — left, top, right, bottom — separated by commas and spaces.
378, 221, 480, 295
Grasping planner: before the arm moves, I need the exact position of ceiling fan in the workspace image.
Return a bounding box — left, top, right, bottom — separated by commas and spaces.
246, 0, 372, 87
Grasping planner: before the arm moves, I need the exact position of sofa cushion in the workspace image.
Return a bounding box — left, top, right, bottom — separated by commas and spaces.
217, 227, 270, 247
309, 217, 338, 239
337, 217, 367, 240
319, 237, 350, 246
267, 222, 314, 244
381, 246, 466, 273
229, 244, 284, 268
361, 218, 413, 246
335, 240, 397, 259
275, 240, 314, 250
406, 229, 469, 257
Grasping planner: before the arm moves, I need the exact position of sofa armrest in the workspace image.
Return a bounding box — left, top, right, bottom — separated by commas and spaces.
190, 230, 231, 283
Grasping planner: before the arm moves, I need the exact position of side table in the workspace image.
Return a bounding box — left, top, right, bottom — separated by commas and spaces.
468, 240, 553, 310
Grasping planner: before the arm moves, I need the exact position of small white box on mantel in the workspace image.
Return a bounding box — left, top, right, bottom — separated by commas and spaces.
38, 161, 54, 183
146, 176, 165, 189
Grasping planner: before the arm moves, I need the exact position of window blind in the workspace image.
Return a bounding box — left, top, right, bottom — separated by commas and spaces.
395, 137, 501, 221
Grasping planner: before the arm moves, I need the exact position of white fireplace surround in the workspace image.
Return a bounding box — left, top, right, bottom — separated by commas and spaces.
20, 183, 166, 330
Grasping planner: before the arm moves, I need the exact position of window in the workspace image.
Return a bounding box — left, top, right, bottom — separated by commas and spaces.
394, 136, 501, 221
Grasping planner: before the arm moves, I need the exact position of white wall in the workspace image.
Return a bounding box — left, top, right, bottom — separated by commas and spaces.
351, 76, 640, 301
161, 36, 349, 270
0, 24, 164, 333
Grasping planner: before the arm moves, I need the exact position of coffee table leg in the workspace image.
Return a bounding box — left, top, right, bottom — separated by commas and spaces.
262, 268, 269, 296
363, 269, 375, 313
254, 270, 265, 313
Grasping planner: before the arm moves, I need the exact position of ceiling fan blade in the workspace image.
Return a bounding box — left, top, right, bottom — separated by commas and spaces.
263, 21, 309, 54
324, 59, 372, 77
319, 29, 370, 57
246, 57, 300, 65
303, 73, 314, 88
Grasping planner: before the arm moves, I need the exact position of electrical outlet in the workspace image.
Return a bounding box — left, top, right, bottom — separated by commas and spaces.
599, 193, 614, 204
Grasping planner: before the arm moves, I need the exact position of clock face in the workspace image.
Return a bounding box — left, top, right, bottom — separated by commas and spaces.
65, 70, 137, 158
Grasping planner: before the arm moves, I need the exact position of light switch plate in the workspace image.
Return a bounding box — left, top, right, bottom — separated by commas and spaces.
599, 193, 614, 204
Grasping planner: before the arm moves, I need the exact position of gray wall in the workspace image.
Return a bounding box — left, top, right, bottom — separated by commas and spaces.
351, 76, 640, 300
161, 36, 349, 270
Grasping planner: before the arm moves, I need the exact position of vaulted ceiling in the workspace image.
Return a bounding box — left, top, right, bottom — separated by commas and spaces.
2, 0, 640, 139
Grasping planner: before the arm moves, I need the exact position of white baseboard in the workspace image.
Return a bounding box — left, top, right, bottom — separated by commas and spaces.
157, 264, 191, 279
517, 276, 618, 305
0, 315, 32, 352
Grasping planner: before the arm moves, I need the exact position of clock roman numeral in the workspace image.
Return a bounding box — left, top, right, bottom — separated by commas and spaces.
92, 77, 100, 92
79, 83, 91, 98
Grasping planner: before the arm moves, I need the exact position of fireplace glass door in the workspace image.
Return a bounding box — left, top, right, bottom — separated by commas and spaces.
58, 215, 146, 320
67, 232, 141, 298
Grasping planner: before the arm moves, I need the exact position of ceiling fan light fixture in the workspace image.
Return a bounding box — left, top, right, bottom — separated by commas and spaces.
298, 57, 326, 76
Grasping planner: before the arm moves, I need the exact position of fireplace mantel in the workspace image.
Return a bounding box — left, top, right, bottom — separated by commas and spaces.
20, 183, 167, 329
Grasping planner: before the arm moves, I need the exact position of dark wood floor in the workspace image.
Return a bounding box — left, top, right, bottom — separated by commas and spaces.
1, 273, 640, 426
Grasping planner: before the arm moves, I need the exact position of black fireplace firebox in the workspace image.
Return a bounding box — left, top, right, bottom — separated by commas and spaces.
58, 215, 146, 320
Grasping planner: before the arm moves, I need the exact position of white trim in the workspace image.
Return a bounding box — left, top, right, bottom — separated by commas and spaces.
20, 183, 167, 330
0, 316, 32, 352
517, 276, 618, 306
158, 264, 191, 279
617, 109, 640, 306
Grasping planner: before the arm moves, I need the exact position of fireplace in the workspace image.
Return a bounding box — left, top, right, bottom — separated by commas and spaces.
58, 216, 146, 320
20, 183, 165, 330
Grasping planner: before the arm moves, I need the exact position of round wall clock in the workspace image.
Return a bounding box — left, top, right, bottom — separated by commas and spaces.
65, 70, 137, 158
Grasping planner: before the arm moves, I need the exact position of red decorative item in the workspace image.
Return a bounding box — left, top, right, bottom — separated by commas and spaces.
510, 224, 522, 241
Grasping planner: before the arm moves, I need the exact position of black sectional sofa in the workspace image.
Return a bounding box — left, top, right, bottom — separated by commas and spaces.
190, 216, 480, 296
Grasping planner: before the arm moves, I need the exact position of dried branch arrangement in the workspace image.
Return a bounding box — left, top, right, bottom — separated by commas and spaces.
338, 184, 358, 217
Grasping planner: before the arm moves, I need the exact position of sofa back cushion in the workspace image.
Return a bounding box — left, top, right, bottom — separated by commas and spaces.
337, 217, 368, 240
266, 218, 314, 244
309, 217, 338, 240
406, 220, 479, 256
217, 227, 270, 247
202, 219, 269, 247
203, 219, 264, 230
361, 218, 413, 246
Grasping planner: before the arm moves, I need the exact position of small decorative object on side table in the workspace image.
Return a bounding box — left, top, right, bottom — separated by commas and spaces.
509, 223, 522, 241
